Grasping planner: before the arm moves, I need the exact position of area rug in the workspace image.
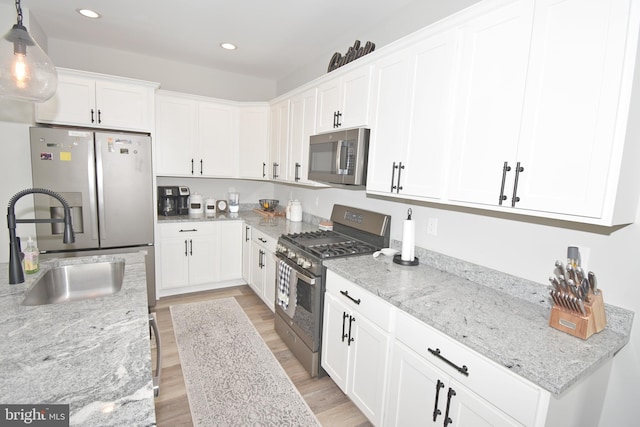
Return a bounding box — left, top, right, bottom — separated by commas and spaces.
170, 298, 321, 427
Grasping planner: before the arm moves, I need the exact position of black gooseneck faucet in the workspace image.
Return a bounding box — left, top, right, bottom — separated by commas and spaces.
7, 188, 75, 284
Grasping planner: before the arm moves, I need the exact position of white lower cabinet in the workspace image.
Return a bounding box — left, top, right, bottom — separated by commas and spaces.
157, 221, 243, 296
249, 228, 277, 311
322, 270, 392, 426
387, 310, 543, 427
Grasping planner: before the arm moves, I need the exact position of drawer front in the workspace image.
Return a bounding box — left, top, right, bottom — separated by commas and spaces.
159, 221, 216, 238
396, 310, 542, 426
326, 269, 393, 331
252, 228, 277, 252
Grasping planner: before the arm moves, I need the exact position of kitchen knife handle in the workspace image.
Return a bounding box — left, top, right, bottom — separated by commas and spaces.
342, 312, 349, 342
444, 388, 456, 427
511, 162, 524, 207
498, 161, 511, 205
428, 347, 469, 377
391, 162, 398, 192
433, 379, 445, 422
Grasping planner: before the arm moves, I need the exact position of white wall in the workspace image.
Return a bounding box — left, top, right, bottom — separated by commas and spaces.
46, 39, 276, 102
275, 0, 482, 95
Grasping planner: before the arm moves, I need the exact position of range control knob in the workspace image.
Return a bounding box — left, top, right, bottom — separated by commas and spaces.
296, 257, 305, 266
287, 250, 296, 259
301, 259, 312, 269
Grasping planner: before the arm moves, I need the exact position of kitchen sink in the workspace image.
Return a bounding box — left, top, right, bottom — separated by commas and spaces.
21, 260, 125, 306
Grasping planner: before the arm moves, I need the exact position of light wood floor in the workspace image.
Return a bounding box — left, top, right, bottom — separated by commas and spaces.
151, 285, 372, 427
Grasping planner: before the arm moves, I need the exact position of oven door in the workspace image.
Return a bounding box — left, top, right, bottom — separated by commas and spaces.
275, 257, 322, 351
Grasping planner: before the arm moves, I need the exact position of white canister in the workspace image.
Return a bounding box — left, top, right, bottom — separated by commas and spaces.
189, 193, 204, 216
290, 200, 302, 222
205, 197, 216, 217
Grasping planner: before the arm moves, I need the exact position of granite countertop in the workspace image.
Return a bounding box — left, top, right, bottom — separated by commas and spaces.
324, 247, 634, 397
0, 252, 155, 426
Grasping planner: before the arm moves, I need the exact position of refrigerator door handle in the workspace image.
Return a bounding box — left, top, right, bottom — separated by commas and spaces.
87, 139, 100, 241
94, 138, 108, 241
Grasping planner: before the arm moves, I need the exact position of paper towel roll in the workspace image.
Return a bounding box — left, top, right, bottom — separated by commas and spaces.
401, 218, 415, 262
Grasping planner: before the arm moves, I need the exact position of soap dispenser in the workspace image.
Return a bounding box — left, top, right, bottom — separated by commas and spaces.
23, 236, 40, 274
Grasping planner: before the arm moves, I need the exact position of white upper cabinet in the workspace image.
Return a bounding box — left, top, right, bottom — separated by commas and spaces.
316, 65, 373, 133
367, 25, 458, 200
36, 68, 157, 132
288, 88, 319, 184
269, 99, 290, 181
446, 0, 535, 207
155, 91, 239, 178
513, 0, 636, 220
238, 105, 269, 180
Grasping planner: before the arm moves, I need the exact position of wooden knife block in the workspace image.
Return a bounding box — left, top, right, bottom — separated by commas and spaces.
548, 291, 606, 340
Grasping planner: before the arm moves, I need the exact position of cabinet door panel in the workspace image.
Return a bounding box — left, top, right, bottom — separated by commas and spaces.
289, 89, 317, 184
155, 95, 197, 175
269, 100, 290, 180
447, 0, 534, 206
366, 49, 411, 194
449, 381, 520, 427
159, 237, 189, 289
321, 292, 350, 392
402, 30, 458, 199
340, 66, 372, 129
218, 222, 242, 281
198, 102, 238, 177
349, 313, 390, 426
238, 107, 269, 179
36, 75, 95, 125
96, 80, 150, 130
514, 0, 629, 217
250, 241, 265, 296
188, 235, 217, 286
386, 342, 445, 427
263, 251, 277, 311
316, 79, 341, 133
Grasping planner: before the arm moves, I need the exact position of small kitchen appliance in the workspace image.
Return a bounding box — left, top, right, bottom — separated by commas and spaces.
176, 186, 190, 215
274, 204, 391, 377
308, 128, 370, 186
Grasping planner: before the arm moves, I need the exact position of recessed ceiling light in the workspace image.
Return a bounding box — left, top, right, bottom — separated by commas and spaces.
76, 9, 101, 19
220, 42, 237, 50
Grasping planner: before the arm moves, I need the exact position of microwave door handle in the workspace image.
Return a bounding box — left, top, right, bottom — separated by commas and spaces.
335, 140, 343, 175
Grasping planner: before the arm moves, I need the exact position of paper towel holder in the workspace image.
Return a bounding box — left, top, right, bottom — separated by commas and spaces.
393, 208, 419, 266
393, 253, 419, 266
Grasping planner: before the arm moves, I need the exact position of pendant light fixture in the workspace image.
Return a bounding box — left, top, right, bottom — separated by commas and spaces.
0, 0, 57, 102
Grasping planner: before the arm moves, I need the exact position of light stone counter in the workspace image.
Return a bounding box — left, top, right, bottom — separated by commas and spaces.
324, 244, 633, 397
0, 252, 155, 426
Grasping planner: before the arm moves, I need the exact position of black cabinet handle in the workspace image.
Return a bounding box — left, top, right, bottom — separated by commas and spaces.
191, 159, 194, 175
97, 109, 102, 124
342, 312, 349, 342
498, 161, 511, 205
184, 240, 188, 257
258, 237, 267, 243
336, 110, 342, 127
262, 162, 267, 178
258, 249, 264, 268
444, 387, 456, 427
179, 229, 197, 232
91, 109, 95, 123
391, 162, 398, 192
347, 315, 355, 346
428, 348, 469, 377
200, 159, 203, 175
433, 379, 445, 422
333, 111, 338, 128
340, 290, 361, 305
189, 239, 193, 256
511, 161, 524, 207
273, 162, 279, 179
396, 162, 405, 193
295, 162, 301, 182
245, 226, 250, 242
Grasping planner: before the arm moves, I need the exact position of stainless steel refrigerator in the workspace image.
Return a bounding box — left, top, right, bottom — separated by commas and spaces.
29, 126, 156, 306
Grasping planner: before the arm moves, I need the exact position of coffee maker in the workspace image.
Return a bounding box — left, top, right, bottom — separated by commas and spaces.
158, 186, 190, 216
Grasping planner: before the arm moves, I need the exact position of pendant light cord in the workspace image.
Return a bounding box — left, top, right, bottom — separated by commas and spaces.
15, 0, 23, 26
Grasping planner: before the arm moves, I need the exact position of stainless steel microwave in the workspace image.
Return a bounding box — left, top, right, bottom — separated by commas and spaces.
308, 128, 370, 186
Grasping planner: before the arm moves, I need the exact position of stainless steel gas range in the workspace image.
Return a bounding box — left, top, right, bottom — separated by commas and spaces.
274, 205, 391, 377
